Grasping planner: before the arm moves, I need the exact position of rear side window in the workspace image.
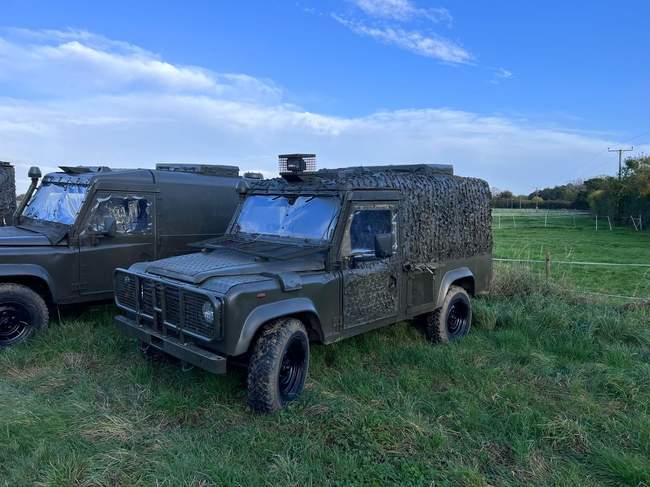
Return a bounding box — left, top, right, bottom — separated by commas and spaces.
349, 209, 393, 255
87, 194, 153, 236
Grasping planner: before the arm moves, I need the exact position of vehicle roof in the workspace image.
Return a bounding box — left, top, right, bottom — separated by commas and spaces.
42, 166, 244, 187
249, 164, 455, 193
43, 168, 154, 186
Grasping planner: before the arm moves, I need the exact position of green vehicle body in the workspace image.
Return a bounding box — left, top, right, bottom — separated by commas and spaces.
0, 164, 246, 308
114, 162, 493, 377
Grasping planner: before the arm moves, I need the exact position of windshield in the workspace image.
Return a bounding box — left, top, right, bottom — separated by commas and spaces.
22, 182, 88, 225
235, 195, 340, 242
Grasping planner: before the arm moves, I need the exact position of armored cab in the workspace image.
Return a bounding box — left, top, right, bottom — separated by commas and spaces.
0, 163, 250, 348
114, 155, 492, 412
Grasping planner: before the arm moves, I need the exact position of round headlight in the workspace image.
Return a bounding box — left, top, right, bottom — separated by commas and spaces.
202, 301, 215, 323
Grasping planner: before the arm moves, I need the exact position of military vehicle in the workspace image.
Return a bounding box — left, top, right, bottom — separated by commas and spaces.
0, 163, 249, 348
114, 154, 492, 412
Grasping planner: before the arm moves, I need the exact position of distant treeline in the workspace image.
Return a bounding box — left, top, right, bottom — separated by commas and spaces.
493, 155, 650, 224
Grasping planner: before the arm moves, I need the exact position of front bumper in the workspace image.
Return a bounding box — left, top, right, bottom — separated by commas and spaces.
115, 315, 227, 374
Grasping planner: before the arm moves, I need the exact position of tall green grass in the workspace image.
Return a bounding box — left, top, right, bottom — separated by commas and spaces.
1, 268, 649, 486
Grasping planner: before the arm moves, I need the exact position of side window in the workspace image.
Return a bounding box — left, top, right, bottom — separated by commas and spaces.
348, 209, 393, 255
87, 194, 153, 236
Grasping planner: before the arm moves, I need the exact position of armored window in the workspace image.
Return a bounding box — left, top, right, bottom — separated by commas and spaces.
86, 194, 153, 235
235, 195, 340, 242
348, 209, 394, 255
22, 182, 88, 225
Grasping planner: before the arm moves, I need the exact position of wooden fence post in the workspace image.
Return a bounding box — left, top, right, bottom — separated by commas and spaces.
545, 251, 551, 282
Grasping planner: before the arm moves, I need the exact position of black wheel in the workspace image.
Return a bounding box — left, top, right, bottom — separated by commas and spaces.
0, 283, 49, 349
247, 318, 309, 413
425, 285, 472, 343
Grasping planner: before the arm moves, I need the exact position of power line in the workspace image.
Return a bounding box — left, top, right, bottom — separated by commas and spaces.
622, 128, 650, 144
573, 128, 650, 180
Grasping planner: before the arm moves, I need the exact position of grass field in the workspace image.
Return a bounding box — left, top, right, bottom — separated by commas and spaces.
492, 210, 650, 298
1, 216, 650, 486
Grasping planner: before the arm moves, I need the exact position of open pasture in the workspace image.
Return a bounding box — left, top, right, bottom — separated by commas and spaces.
492, 209, 650, 299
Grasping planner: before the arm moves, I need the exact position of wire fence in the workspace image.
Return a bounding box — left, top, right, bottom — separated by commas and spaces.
492, 209, 645, 231
493, 257, 650, 302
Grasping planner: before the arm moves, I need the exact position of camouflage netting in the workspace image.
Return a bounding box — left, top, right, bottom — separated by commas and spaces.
0, 162, 16, 226
253, 165, 492, 263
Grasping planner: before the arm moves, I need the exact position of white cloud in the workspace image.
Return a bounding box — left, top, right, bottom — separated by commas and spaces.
0, 29, 281, 102
352, 0, 452, 24
333, 15, 471, 64
490, 67, 513, 84
0, 29, 636, 195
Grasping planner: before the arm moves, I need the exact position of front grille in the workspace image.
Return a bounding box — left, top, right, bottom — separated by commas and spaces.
115, 273, 137, 310
184, 293, 212, 337
115, 271, 220, 340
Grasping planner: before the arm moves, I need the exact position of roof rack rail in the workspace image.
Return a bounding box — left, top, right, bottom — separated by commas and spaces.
156, 163, 240, 177
316, 164, 453, 177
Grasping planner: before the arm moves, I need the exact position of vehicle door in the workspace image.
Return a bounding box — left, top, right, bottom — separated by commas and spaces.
340, 202, 401, 329
78, 191, 156, 299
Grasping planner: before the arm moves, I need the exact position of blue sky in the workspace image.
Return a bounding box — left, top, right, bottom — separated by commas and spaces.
1, 0, 649, 193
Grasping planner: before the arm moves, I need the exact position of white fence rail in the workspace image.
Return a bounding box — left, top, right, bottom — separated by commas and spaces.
492, 209, 646, 231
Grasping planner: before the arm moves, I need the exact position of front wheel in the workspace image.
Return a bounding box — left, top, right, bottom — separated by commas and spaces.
0, 284, 49, 349
247, 318, 309, 413
425, 285, 472, 343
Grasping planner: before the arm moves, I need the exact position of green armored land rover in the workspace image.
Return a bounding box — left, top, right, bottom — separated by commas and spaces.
114, 154, 492, 412
0, 163, 255, 348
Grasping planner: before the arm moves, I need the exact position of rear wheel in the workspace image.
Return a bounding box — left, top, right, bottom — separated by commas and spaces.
425, 285, 472, 343
247, 318, 309, 413
0, 284, 49, 348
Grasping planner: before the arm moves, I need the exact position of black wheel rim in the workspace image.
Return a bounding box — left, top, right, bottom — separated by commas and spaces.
278, 334, 307, 402
446, 298, 470, 340
0, 302, 32, 346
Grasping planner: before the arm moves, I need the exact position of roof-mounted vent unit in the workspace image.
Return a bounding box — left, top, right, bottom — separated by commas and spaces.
279, 154, 316, 174
59, 166, 111, 174
156, 163, 239, 178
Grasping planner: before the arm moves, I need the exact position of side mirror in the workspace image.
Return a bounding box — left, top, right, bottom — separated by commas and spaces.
374, 233, 394, 258
102, 216, 117, 237
87, 216, 117, 237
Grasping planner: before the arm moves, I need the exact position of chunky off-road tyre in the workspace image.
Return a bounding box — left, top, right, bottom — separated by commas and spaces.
247, 318, 309, 413
0, 283, 49, 348
425, 285, 472, 343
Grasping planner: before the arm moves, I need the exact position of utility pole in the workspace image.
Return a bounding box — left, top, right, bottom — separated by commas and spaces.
608, 147, 633, 179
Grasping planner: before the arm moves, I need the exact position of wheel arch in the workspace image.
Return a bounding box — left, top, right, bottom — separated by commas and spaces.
234, 298, 322, 356
436, 267, 475, 307
0, 264, 55, 303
